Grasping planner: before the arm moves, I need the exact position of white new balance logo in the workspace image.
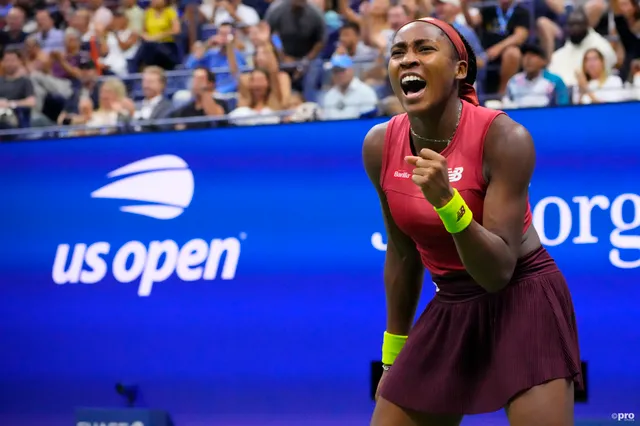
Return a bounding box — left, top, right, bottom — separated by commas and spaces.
448, 167, 463, 182
91, 155, 194, 220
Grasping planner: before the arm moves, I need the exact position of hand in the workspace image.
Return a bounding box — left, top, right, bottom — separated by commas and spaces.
485, 45, 502, 61
256, 21, 272, 44
0, 98, 8, 109
405, 149, 454, 208
50, 50, 63, 61
334, 43, 347, 55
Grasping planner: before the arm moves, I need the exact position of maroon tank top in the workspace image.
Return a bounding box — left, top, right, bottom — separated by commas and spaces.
380, 100, 534, 277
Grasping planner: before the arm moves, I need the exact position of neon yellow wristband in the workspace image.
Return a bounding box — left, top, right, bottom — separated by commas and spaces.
382, 331, 408, 365
434, 189, 473, 234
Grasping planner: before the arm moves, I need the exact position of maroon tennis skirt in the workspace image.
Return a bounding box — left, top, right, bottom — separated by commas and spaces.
378, 246, 583, 415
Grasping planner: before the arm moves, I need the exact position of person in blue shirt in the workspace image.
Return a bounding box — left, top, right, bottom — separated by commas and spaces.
184, 23, 247, 94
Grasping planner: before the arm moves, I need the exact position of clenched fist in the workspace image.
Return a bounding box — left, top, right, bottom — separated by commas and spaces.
405, 148, 454, 208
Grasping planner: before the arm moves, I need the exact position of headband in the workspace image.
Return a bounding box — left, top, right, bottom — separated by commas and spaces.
399, 17, 479, 106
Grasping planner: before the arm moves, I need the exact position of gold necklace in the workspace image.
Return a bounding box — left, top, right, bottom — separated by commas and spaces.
410, 101, 462, 145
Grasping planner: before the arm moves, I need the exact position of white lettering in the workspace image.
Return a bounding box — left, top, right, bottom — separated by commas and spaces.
176, 238, 209, 281
80, 242, 109, 284
52, 243, 87, 284
572, 195, 610, 244
609, 193, 640, 269
203, 238, 241, 280
53, 237, 243, 296
138, 240, 179, 296
112, 241, 147, 283
532, 196, 572, 246
371, 232, 387, 251
372, 193, 640, 269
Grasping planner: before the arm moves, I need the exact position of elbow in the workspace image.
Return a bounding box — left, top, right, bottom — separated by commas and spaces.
484, 271, 513, 293
483, 257, 517, 293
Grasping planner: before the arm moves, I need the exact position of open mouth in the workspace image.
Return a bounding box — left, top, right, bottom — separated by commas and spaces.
401, 75, 427, 97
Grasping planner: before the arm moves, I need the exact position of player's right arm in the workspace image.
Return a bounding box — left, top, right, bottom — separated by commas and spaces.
362, 122, 424, 336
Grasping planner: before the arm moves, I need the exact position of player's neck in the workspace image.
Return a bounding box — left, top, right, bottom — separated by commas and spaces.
408, 96, 461, 150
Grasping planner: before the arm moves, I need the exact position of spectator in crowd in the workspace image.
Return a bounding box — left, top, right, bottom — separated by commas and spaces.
131, 0, 181, 71
50, 29, 86, 84
333, 22, 378, 78
132, 66, 173, 130
265, 0, 325, 101
502, 44, 569, 108
321, 54, 378, 120
576, 48, 628, 103
51, 0, 77, 30
83, 77, 135, 133
61, 57, 101, 115
201, 0, 260, 27
0, 49, 36, 129
121, 0, 144, 33
228, 68, 282, 126
186, 22, 246, 93
70, 9, 92, 44
0, 7, 28, 54
101, 10, 140, 76
24, 37, 51, 74
170, 67, 227, 130
611, 0, 640, 81
237, 41, 291, 108
463, 0, 529, 95
34, 9, 65, 53
548, 7, 616, 86
14, 0, 37, 34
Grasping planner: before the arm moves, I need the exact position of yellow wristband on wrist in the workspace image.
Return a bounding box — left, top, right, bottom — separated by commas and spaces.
434, 189, 473, 234
382, 331, 408, 365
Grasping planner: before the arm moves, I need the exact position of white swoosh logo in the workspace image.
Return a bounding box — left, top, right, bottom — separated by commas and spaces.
91, 155, 195, 220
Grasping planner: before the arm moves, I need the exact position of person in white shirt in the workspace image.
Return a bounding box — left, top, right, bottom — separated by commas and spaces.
34, 9, 65, 53
575, 48, 629, 104
102, 11, 140, 76
502, 44, 556, 108
548, 8, 616, 86
322, 54, 379, 121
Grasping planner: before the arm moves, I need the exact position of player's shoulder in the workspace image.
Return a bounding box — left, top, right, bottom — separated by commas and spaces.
485, 113, 535, 168
362, 120, 393, 185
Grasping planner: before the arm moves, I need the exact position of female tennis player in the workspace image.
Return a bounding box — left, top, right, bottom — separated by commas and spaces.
362, 17, 582, 426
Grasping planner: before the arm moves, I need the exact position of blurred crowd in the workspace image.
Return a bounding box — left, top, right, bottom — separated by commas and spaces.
0, 0, 639, 136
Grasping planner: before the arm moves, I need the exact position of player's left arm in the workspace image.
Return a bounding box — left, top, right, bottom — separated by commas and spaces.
451, 114, 535, 292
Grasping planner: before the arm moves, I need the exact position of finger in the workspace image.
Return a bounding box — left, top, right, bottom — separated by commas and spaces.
411, 174, 429, 186
415, 158, 440, 169
419, 148, 443, 160
404, 155, 420, 165
412, 167, 431, 176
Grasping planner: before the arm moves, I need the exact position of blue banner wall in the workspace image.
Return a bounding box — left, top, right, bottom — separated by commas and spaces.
1, 103, 639, 425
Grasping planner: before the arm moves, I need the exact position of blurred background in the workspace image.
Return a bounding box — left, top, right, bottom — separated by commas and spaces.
0, 0, 638, 424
